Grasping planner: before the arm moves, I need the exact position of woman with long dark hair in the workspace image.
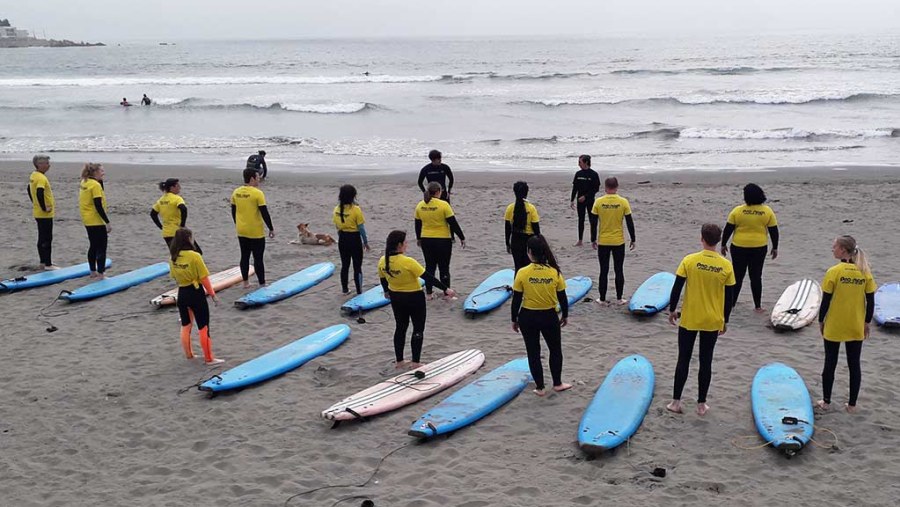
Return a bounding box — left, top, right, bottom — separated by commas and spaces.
511, 235, 572, 396
379, 230, 457, 368
333, 184, 370, 295
505, 181, 541, 273
415, 181, 466, 299
169, 227, 223, 365
78, 163, 111, 279
151, 178, 199, 250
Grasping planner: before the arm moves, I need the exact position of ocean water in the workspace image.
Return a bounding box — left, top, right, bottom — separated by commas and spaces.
1, 34, 898, 173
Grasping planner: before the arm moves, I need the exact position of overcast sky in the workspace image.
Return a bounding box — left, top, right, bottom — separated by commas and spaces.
5, 0, 899, 40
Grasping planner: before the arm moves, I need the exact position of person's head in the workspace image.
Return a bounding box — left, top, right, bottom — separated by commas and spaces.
833, 235, 871, 275
743, 183, 766, 205
159, 178, 180, 194
700, 223, 722, 248
32, 154, 50, 173
578, 154, 591, 169
384, 230, 407, 276
605, 177, 619, 193
526, 235, 560, 274
512, 181, 529, 232
338, 184, 357, 207
258, 150, 266, 157
81, 163, 104, 181
428, 149, 442, 164
143, 94, 148, 98
122, 97, 127, 101
169, 227, 196, 262
423, 181, 442, 203
243, 168, 260, 185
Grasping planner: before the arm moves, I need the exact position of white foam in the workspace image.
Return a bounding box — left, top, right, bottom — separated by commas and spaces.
0, 75, 447, 87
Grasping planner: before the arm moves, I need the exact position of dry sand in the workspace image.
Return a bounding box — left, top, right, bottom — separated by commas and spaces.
1, 162, 899, 506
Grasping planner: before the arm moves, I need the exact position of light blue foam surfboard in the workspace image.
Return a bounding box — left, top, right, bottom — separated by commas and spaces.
409, 357, 532, 438
565, 276, 593, 306
751, 362, 814, 456
874, 282, 900, 328
629, 272, 676, 315
578, 354, 654, 454
341, 279, 425, 313
464, 269, 514, 314
0, 259, 112, 292
235, 262, 334, 309
199, 324, 350, 392
59, 262, 169, 302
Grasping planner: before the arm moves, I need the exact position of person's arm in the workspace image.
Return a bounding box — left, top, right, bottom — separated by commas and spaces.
94, 197, 110, 224
625, 214, 636, 243
420, 270, 448, 292
570, 175, 579, 202
865, 292, 875, 323
532, 222, 541, 236
200, 276, 216, 297
150, 209, 163, 230
417, 167, 427, 192
358, 223, 369, 246
230, 204, 236, 224
504, 221, 512, 250
768, 226, 779, 250
445, 165, 454, 192
261, 159, 268, 172
178, 203, 188, 227
27, 184, 33, 203
36, 187, 48, 212
592, 172, 601, 195
557, 290, 569, 320
668, 275, 686, 313
724, 285, 734, 323
722, 223, 735, 246
380, 276, 390, 294
511, 290, 523, 322
818, 292, 833, 323
414, 218, 423, 239
259, 205, 274, 231
447, 216, 465, 241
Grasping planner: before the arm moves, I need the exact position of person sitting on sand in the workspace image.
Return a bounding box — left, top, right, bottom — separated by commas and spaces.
666, 223, 735, 416
141, 94, 152, 106
816, 235, 876, 414
590, 176, 635, 306
120, 97, 132, 107
511, 235, 572, 397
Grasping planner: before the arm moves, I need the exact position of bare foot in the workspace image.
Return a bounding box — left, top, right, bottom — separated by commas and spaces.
815, 399, 830, 411
205, 358, 225, 365
394, 360, 409, 369
242, 281, 251, 289
845, 403, 858, 414
96, 273, 106, 280
616, 299, 628, 306
553, 383, 573, 392
89, 272, 99, 279
258, 282, 267, 287
666, 400, 683, 413
754, 307, 767, 314
407, 362, 423, 369
533, 388, 547, 397
697, 402, 710, 416
574, 241, 583, 247
43, 264, 60, 271
594, 298, 611, 307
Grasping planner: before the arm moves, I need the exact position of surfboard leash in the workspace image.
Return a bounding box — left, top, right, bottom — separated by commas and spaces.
37, 290, 71, 332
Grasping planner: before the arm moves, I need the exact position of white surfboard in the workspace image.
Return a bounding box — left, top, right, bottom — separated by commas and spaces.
770, 279, 822, 331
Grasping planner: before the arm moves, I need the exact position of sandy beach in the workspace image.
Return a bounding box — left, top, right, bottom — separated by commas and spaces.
2, 162, 899, 507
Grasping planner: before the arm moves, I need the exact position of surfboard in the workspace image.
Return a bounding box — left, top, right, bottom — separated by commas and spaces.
234, 262, 334, 309
59, 262, 170, 302
565, 276, 593, 307
150, 266, 250, 306
0, 259, 112, 292
322, 349, 485, 422
770, 279, 823, 331
464, 269, 514, 314
578, 354, 654, 454
409, 357, 531, 438
628, 272, 676, 315
199, 324, 350, 392
751, 363, 814, 456
340, 279, 425, 314
874, 282, 900, 328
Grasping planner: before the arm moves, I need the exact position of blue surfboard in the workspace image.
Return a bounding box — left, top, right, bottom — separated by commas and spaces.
751, 363, 814, 455
59, 262, 169, 302
565, 276, 593, 306
874, 282, 900, 328
235, 262, 334, 309
464, 269, 514, 314
629, 272, 676, 315
341, 279, 424, 313
578, 354, 654, 454
409, 357, 532, 438
0, 259, 112, 292
199, 324, 350, 392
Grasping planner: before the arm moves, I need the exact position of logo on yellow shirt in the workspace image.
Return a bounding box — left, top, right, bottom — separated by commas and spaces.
839, 276, 866, 285
528, 277, 555, 284
696, 262, 724, 273
741, 209, 766, 216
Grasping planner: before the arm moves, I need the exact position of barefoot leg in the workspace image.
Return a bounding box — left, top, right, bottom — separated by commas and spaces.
666, 400, 683, 414
697, 402, 710, 416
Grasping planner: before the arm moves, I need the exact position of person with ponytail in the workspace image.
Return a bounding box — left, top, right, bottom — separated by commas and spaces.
151, 178, 202, 253
504, 181, 541, 273
511, 235, 572, 396
414, 181, 466, 299
379, 230, 457, 368
333, 184, 370, 295
590, 177, 635, 305
169, 228, 223, 365
817, 235, 876, 413
78, 163, 111, 279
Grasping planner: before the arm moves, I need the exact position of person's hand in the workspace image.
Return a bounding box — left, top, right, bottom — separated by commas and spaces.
667, 311, 679, 326
570, 201, 575, 210
211, 295, 220, 307
512, 321, 519, 333
771, 249, 778, 260
364, 243, 371, 252
591, 241, 598, 251
105, 223, 112, 233
506, 246, 512, 254
416, 239, 421, 247
384, 291, 391, 300
864, 322, 870, 339
460, 240, 467, 249
578, 196, 586, 203
268, 230, 276, 239
560, 317, 568, 328
629, 241, 636, 251
720, 245, 728, 256
719, 323, 727, 336
443, 288, 457, 299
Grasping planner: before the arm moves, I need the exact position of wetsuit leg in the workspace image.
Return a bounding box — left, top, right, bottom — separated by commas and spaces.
540, 310, 564, 387
518, 309, 545, 390
673, 326, 698, 400
390, 292, 413, 362
85, 225, 108, 273
251, 238, 266, 284
510, 233, 531, 273
36, 218, 53, 266
339, 231, 364, 294
437, 238, 452, 288
821, 339, 840, 404
177, 286, 195, 359
586, 195, 598, 240
338, 233, 353, 292
747, 246, 768, 309
352, 245, 364, 294
420, 238, 438, 294
730, 245, 750, 305
597, 245, 612, 301
576, 199, 589, 241
696, 330, 718, 403
409, 291, 427, 363
238, 236, 252, 281
612, 243, 626, 300
845, 340, 863, 406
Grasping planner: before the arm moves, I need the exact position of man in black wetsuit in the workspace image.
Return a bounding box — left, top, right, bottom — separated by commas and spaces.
246, 150, 268, 180
417, 149, 453, 202
141, 94, 152, 106
570, 154, 601, 246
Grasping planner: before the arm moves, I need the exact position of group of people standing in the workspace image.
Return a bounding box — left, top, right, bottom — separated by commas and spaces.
24, 150, 876, 412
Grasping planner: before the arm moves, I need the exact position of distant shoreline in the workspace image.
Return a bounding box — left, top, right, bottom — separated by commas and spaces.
0, 38, 104, 48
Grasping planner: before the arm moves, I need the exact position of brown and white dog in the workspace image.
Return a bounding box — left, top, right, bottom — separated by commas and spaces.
290, 223, 336, 246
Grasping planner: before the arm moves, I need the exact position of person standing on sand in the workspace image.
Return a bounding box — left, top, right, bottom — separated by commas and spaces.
504, 181, 541, 273
666, 224, 735, 416
415, 182, 466, 300
27, 155, 57, 269
151, 178, 202, 253
379, 230, 457, 369
511, 235, 572, 397
79, 163, 111, 279
590, 177, 635, 306
246, 150, 268, 180
417, 149, 453, 202
570, 154, 600, 246
333, 184, 370, 295
816, 235, 875, 414
231, 168, 275, 288
720, 183, 779, 313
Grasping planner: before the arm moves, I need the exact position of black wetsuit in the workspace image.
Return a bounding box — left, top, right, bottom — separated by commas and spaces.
141, 96, 152, 106
417, 163, 454, 201
722, 223, 779, 309
247, 155, 268, 179
415, 214, 465, 294
380, 268, 447, 363
817, 281, 875, 406
27, 185, 53, 266
231, 203, 274, 284
571, 168, 600, 241
86, 189, 110, 274
511, 286, 569, 391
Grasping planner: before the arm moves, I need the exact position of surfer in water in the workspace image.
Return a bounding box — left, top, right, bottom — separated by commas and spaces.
333, 184, 370, 295
231, 168, 275, 288
571, 154, 600, 246
511, 235, 572, 396
667, 224, 735, 416
720, 183, 779, 313
27, 155, 57, 270
151, 178, 201, 253
415, 181, 466, 300
816, 235, 875, 413
379, 230, 457, 369
590, 177, 635, 306
168, 227, 223, 365
505, 181, 541, 273
120, 97, 132, 107
78, 163, 111, 279
141, 94, 152, 106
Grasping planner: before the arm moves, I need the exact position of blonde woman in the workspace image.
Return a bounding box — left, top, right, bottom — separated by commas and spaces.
78, 163, 111, 278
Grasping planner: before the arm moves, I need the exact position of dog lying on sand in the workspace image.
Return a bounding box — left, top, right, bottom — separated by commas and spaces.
289, 223, 336, 246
